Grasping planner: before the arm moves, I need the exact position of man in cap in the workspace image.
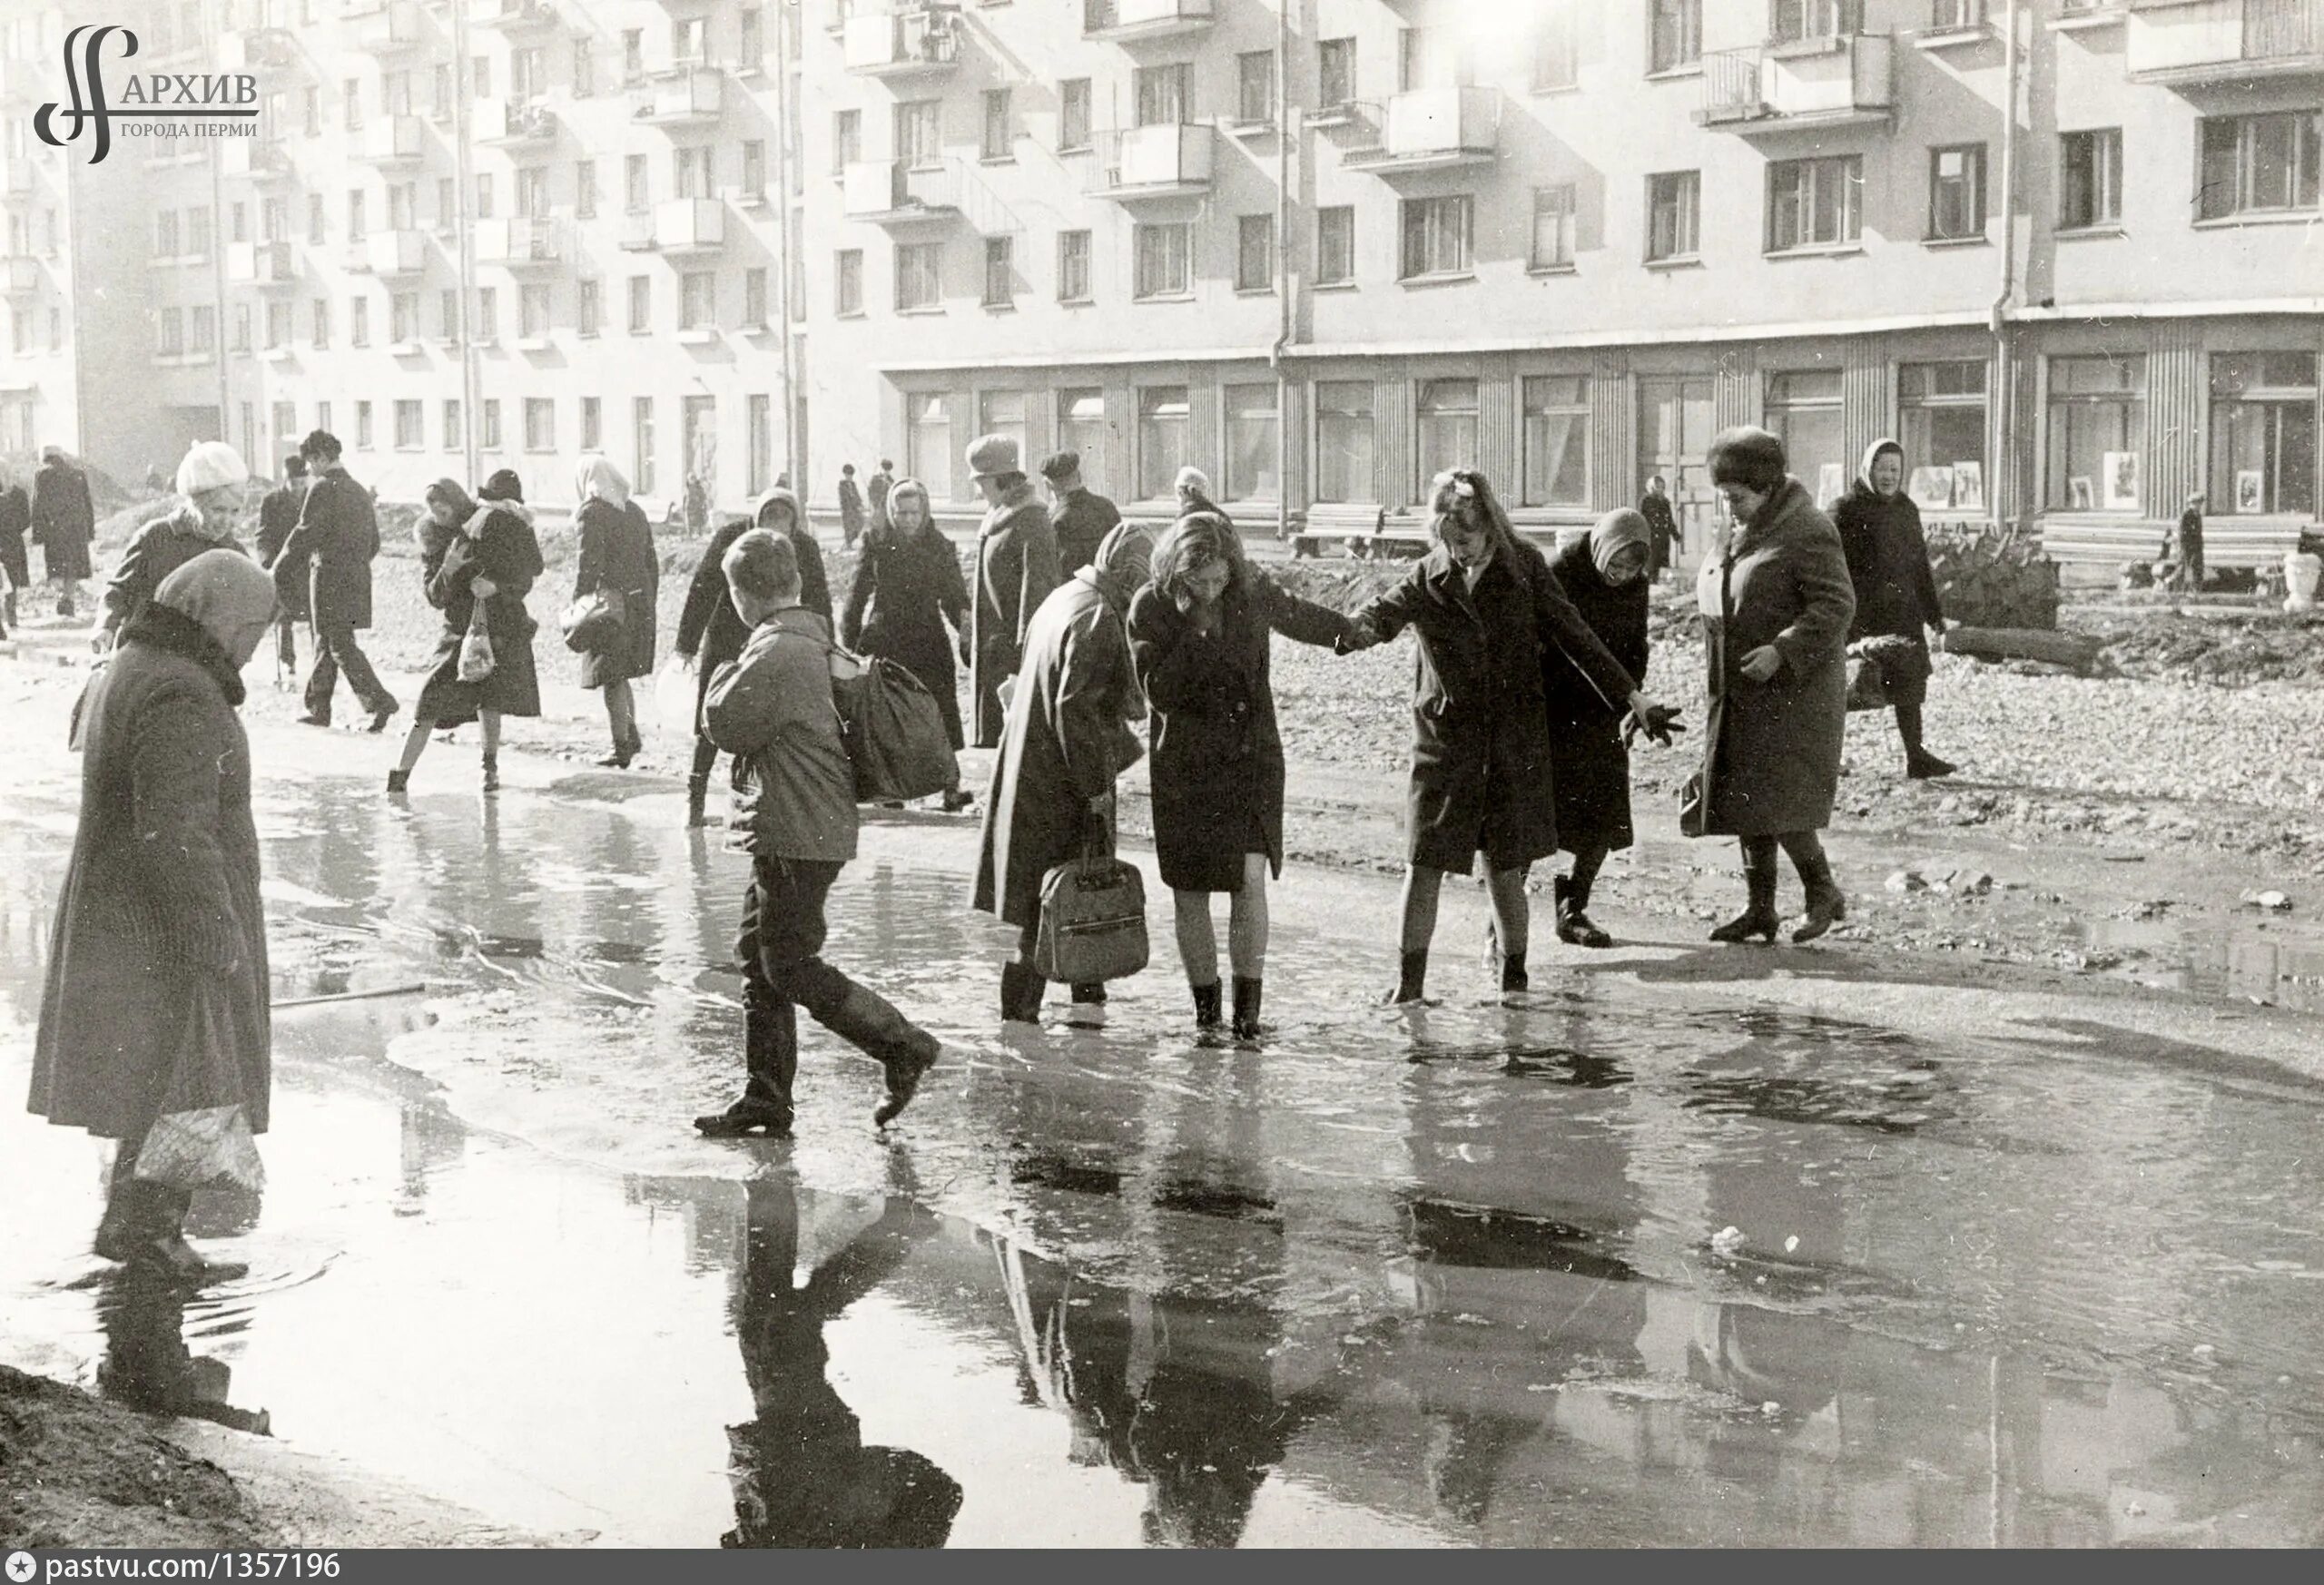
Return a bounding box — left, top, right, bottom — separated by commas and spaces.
1040, 449, 1120, 576
965, 434, 1059, 749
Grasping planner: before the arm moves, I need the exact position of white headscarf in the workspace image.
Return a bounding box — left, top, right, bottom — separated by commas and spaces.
575, 454, 631, 509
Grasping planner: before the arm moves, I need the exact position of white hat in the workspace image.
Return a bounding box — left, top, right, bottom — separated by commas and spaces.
175, 440, 251, 497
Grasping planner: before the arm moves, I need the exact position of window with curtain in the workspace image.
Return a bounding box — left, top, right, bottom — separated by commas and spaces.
1768, 155, 1863, 251
2208, 351, 2317, 517
1224, 384, 1279, 502
1415, 379, 1479, 499
1522, 376, 1589, 507
1650, 0, 1701, 73
2044, 354, 2146, 512
1315, 381, 1374, 504
907, 392, 950, 499
1316, 206, 1354, 285
1531, 184, 1576, 270
1399, 194, 1472, 279
2059, 128, 2122, 229
1647, 171, 1699, 261
1764, 369, 1846, 505
1137, 387, 1190, 500
1059, 389, 1109, 493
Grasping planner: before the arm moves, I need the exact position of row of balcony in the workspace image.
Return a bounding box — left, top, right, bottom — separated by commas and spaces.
2126, 0, 2324, 86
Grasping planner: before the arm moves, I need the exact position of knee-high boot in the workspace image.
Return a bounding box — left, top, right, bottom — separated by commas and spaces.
1710, 842, 1780, 944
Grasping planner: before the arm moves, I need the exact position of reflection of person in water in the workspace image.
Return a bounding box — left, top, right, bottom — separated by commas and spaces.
724, 1176, 960, 1549
95, 1266, 271, 1434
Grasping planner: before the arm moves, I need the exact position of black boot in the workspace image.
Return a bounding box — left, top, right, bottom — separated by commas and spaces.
385, 768, 409, 794
696, 998, 796, 1137
1710, 856, 1780, 944
480, 753, 499, 794
1898, 704, 1956, 779
1554, 872, 1613, 950
1790, 847, 1848, 944
1000, 961, 1046, 1024
806, 984, 940, 1125
1065, 980, 1108, 1029
1231, 977, 1265, 1039
685, 773, 709, 828
1386, 950, 1429, 1005
1069, 982, 1108, 1005
1191, 981, 1224, 1029
1500, 953, 1529, 993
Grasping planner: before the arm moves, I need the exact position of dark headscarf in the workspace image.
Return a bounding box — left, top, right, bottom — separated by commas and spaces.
480, 468, 525, 503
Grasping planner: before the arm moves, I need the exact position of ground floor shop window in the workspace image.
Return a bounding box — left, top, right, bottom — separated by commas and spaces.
1898, 360, 1988, 513
2209, 351, 2317, 517
1137, 386, 1189, 500
2045, 354, 2145, 513
906, 391, 950, 501
1765, 369, 1846, 506
979, 390, 1028, 477
1415, 379, 1479, 501
1315, 380, 1374, 505
1224, 382, 1279, 502
1521, 375, 1589, 507
1059, 389, 1108, 494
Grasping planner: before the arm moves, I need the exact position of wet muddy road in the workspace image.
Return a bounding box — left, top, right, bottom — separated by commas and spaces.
3, 693, 2321, 1547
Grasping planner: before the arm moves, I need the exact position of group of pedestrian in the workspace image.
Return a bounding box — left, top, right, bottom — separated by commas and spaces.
0, 446, 97, 637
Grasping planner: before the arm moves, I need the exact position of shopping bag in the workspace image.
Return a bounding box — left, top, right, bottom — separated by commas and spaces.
132, 988, 265, 1194
1034, 848, 1149, 986
560, 587, 626, 654
823, 644, 960, 803
1844, 655, 1890, 713
652, 652, 698, 731
458, 603, 495, 683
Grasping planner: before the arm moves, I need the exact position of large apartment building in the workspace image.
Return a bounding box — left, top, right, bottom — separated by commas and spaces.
1, 0, 2317, 544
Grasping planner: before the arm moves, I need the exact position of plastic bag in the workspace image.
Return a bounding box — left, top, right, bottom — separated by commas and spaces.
458, 603, 495, 683
652, 651, 698, 732
134, 1104, 266, 1194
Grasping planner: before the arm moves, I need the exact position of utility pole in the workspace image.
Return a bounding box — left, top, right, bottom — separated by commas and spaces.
450, 0, 480, 483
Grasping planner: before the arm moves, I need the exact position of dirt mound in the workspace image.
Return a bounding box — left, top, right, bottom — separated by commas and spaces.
2082, 613, 2324, 686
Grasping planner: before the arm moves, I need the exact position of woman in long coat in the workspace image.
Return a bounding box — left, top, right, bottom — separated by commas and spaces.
1696, 427, 1857, 945
1835, 438, 1955, 780
572, 454, 659, 768
674, 486, 828, 825
973, 525, 1153, 1023
1128, 512, 1360, 1039
840, 477, 974, 812
1350, 471, 1659, 1003
32, 549, 279, 1282
1543, 509, 1663, 949
388, 471, 545, 795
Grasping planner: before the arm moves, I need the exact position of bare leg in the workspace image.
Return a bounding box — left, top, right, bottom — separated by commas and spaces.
1226, 853, 1269, 980
480, 709, 502, 757
1485, 864, 1530, 965
394, 717, 437, 775
1173, 888, 1220, 989
1398, 865, 1445, 953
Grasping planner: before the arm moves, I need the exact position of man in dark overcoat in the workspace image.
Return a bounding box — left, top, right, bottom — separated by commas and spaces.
965, 435, 1059, 748
1041, 449, 1121, 576
280, 429, 398, 732
31, 444, 95, 616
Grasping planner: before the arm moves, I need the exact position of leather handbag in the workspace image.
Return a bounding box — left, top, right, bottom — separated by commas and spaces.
1034, 832, 1149, 986
559, 587, 625, 655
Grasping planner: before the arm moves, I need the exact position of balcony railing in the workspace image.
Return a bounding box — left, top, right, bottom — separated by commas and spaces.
635, 66, 724, 123
474, 217, 564, 268
1342, 87, 1501, 173
2128, 0, 2324, 84
1082, 0, 1216, 43
1094, 123, 1215, 199
1699, 34, 1895, 131
226, 240, 299, 287
842, 158, 962, 224
350, 0, 424, 54
364, 229, 428, 276
477, 0, 562, 32
625, 197, 725, 253
842, 9, 962, 76
357, 113, 428, 165
485, 98, 558, 143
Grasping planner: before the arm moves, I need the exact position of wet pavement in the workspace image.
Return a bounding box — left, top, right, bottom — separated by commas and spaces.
3, 684, 2323, 1547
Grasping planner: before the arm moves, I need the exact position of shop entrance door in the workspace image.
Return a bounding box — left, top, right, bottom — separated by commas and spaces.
1638, 375, 1717, 576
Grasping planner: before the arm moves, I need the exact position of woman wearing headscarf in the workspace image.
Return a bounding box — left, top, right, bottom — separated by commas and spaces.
974, 524, 1154, 1024
94, 441, 252, 650
388, 470, 546, 794
572, 454, 659, 768
1128, 512, 1364, 1039
674, 484, 829, 825
33, 549, 279, 1282
1348, 470, 1667, 1003
1835, 438, 1955, 780
839, 477, 974, 812
1696, 427, 1857, 944
1541, 509, 1673, 949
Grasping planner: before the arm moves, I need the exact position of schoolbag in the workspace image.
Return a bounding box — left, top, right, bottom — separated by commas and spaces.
823, 645, 959, 803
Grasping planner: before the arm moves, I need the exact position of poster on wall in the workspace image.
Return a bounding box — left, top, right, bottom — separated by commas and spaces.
2235, 468, 2265, 514
1907, 466, 1955, 512
1951, 461, 1984, 512
2102, 450, 2141, 512
2069, 477, 2095, 511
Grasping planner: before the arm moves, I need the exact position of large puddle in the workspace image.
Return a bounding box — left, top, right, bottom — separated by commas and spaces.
3, 723, 2322, 1546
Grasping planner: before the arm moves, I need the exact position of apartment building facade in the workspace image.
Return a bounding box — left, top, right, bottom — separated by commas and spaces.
803, 0, 2322, 556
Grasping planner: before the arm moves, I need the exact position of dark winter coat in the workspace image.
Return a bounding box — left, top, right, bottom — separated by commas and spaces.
1128, 574, 1350, 893
1835, 481, 1943, 645
1639, 491, 1679, 578
280, 465, 380, 630
573, 496, 659, 686
841, 522, 970, 751
0, 483, 29, 588
1051, 487, 1122, 576
31, 603, 269, 1142
414, 503, 545, 725
1354, 542, 1638, 875
1544, 537, 1650, 855
1695, 477, 1856, 838
973, 572, 1142, 930
867, 470, 893, 532
31, 458, 95, 580
101, 511, 246, 636
969, 483, 1060, 748
838, 477, 866, 539
253, 478, 311, 621
704, 607, 857, 863
676, 514, 827, 735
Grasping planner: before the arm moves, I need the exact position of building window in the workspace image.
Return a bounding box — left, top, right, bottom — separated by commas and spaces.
1414, 379, 1479, 498
1236, 214, 1274, 292
577, 278, 600, 336
342, 76, 361, 132
266, 300, 290, 349
1399, 194, 1472, 280
471, 54, 492, 99
739, 6, 764, 71
317, 402, 332, 437
627, 275, 651, 333
443, 399, 461, 451
475, 172, 497, 222
1931, 0, 1986, 27
1768, 154, 1863, 251
302, 84, 320, 136
350, 296, 370, 348
573, 39, 595, 98
1132, 223, 1192, 300
832, 252, 862, 317
981, 89, 1012, 162
746, 393, 770, 494
1899, 361, 1988, 511
580, 395, 601, 451
1059, 78, 1091, 152
393, 399, 421, 450
308, 193, 326, 245
519, 281, 550, 340
1650, 0, 1702, 72
1057, 230, 1092, 302
979, 390, 1029, 473
574, 159, 597, 220
1772, 0, 1860, 45
233, 303, 251, 352
897, 241, 942, 310
1315, 380, 1374, 504
675, 145, 712, 200
1318, 37, 1357, 109
521, 397, 552, 453
186, 206, 212, 260
622, 28, 645, 82
2197, 111, 2321, 221
1765, 369, 1846, 505
983, 236, 1013, 307
391, 291, 418, 344
189, 305, 215, 357
1531, 184, 1576, 270
906, 391, 950, 500
625, 153, 649, 212
153, 211, 179, 260
1059, 389, 1108, 492
1316, 206, 1355, 284
510, 45, 546, 103
1521, 376, 1590, 507
632, 397, 655, 493
347, 190, 367, 241
897, 100, 941, 167
1224, 383, 1279, 502
1236, 50, 1275, 124
310, 297, 330, 349
1137, 386, 1190, 500
832, 110, 860, 175
473, 288, 494, 343
355, 400, 374, 449
1927, 144, 1986, 241
2059, 128, 2122, 230
673, 15, 709, 67
2209, 352, 2317, 517
2045, 354, 2145, 513
1135, 63, 1191, 127
679, 271, 715, 330
726, 265, 755, 328
1531, 9, 1577, 91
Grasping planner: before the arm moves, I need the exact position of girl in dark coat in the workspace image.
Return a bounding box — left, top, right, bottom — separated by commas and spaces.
1350, 471, 1661, 1003
33, 550, 279, 1282
1128, 512, 1363, 1039
1835, 438, 1955, 779
572, 454, 659, 768
1542, 510, 1666, 949
1696, 427, 1858, 945
839, 477, 975, 811
674, 486, 828, 824
388, 472, 546, 795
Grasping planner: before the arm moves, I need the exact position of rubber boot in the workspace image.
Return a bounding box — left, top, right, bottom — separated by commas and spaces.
1790, 848, 1848, 944
1069, 983, 1108, 1005
1231, 977, 1265, 1039
1554, 872, 1613, 950
480, 752, 499, 794
1190, 981, 1224, 1029
1709, 859, 1780, 944
385, 768, 409, 794
696, 998, 795, 1137
1500, 952, 1529, 994
1386, 949, 1429, 1005
806, 984, 939, 1125
1000, 961, 1046, 1024
685, 774, 709, 828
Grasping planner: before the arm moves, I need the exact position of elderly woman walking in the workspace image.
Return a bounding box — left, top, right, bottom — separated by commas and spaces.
840, 477, 975, 812
1128, 512, 1366, 1039
572, 455, 660, 768
1350, 471, 1668, 1003
1835, 438, 1955, 780
388, 471, 546, 794
1695, 427, 1858, 944
974, 525, 1154, 1024
94, 441, 253, 649
33, 549, 280, 1282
